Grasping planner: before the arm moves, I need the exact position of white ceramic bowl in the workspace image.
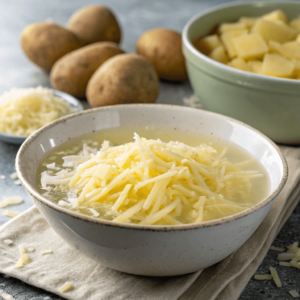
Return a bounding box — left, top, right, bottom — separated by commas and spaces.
16, 104, 287, 276
0, 89, 83, 145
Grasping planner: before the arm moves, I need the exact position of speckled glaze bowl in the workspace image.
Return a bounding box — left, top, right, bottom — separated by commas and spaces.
183, 1, 300, 144
16, 104, 287, 276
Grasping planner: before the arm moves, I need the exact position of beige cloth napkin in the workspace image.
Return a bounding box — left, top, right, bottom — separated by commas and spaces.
0, 147, 300, 300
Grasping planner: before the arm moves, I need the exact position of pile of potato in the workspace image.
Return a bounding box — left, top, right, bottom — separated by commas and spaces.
194, 10, 300, 79
20, 5, 188, 107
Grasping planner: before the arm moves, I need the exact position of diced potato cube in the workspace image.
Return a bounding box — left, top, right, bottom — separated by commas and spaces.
262, 10, 288, 23
221, 29, 248, 58
193, 37, 211, 55
202, 35, 222, 50
227, 58, 251, 72
262, 53, 295, 77
252, 19, 297, 43
278, 41, 300, 60
296, 34, 300, 43
268, 40, 281, 53
219, 22, 247, 33
209, 46, 228, 64
290, 19, 300, 32
233, 33, 268, 59
248, 60, 263, 74
292, 59, 300, 71
239, 17, 257, 29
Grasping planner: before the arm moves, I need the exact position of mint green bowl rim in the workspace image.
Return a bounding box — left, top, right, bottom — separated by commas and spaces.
182, 0, 300, 86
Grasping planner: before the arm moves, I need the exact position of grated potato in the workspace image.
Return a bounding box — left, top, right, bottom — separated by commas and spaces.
39, 134, 263, 225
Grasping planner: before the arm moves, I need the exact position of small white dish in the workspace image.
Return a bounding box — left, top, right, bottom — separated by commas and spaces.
0, 90, 83, 145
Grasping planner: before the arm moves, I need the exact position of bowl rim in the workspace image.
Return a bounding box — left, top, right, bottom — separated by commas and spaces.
16, 104, 288, 232
182, 0, 300, 85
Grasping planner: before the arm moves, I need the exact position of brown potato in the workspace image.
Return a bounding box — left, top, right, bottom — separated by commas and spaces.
136, 28, 188, 80
50, 42, 124, 98
87, 54, 159, 107
67, 5, 121, 45
20, 22, 82, 71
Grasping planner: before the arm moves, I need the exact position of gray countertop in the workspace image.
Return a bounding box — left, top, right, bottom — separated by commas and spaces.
0, 0, 299, 299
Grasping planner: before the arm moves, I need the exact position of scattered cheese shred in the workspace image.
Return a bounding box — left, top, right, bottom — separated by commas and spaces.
270, 266, 282, 288
270, 246, 285, 252
279, 262, 292, 267
10, 173, 18, 180
254, 274, 273, 280
18, 244, 27, 254
0, 196, 23, 208
0, 289, 15, 300
277, 253, 296, 261
3, 239, 13, 246
0, 87, 73, 136
2, 210, 19, 218
41, 134, 263, 225
20, 254, 30, 264
14, 254, 30, 269
14, 258, 23, 269
288, 242, 299, 254
27, 247, 35, 253
289, 290, 299, 298
59, 282, 73, 293
41, 249, 53, 255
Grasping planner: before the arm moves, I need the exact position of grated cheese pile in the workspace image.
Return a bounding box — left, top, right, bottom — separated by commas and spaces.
40, 134, 263, 225
0, 86, 73, 136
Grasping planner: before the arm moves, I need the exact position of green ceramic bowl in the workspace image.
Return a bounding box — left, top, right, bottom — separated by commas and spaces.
182, 1, 300, 145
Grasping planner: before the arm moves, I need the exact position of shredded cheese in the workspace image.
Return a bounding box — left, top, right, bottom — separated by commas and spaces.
18, 244, 27, 254
59, 282, 73, 293
10, 172, 18, 179
270, 267, 282, 288
254, 274, 273, 280
3, 239, 13, 246
279, 262, 292, 267
40, 134, 263, 225
0, 87, 73, 136
0, 196, 23, 208
270, 246, 285, 252
289, 290, 299, 298
0, 289, 15, 300
277, 253, 296, 261
41, 249, 53, 255
2, 210, 19, 218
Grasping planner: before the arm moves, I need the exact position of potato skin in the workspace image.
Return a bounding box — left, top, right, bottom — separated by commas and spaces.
67, 5, 121, 45
136, 28, 188, 80
50, 42, 124, 98
87, 54, 159, 107
21, 22, 82, 71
